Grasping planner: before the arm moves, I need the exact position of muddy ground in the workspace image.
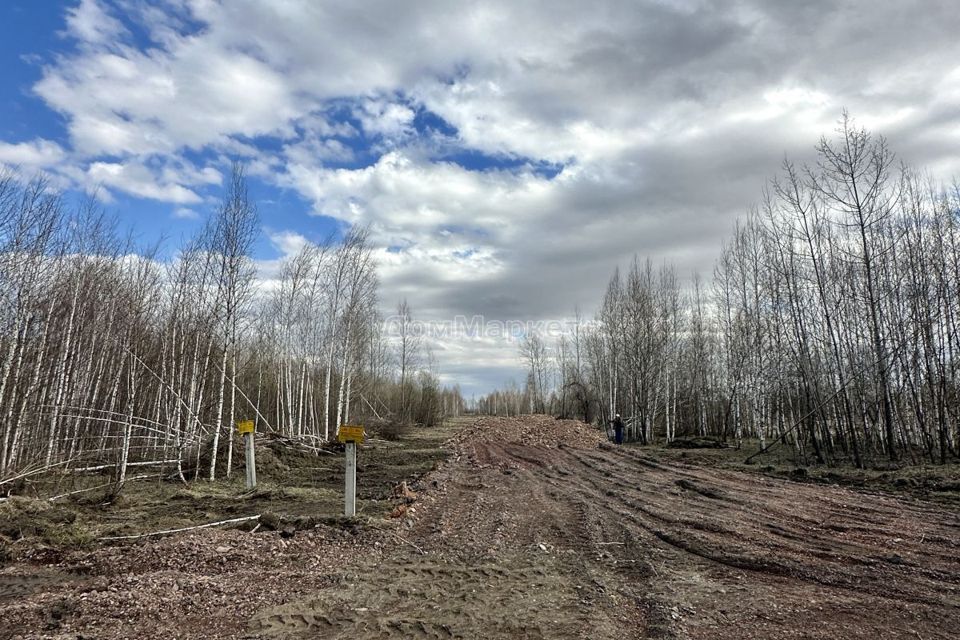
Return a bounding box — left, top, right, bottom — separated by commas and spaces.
1, 416, 959, 639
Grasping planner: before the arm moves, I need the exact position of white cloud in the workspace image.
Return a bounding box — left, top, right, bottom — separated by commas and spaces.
267, 229, 309, 257
35, 46, 300, 157
283, 151, 554, 240
0, 139, 67, 169
87, 161, 201, 203
282, 136, 354, 166
65, 0, 127, 45
355, 98, 416, 142
172, 207, 199, 220
26, 1, 960, 205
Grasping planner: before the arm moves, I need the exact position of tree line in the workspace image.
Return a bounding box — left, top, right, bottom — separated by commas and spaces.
479, 115, 960, 466
0, 165, 463, 483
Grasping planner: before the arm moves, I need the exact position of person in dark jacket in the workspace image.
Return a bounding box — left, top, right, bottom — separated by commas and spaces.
611, 414, 624, 445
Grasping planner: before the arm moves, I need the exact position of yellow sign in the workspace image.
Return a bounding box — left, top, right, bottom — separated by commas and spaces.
237, 420, 255, 434
338, 425, 365, 443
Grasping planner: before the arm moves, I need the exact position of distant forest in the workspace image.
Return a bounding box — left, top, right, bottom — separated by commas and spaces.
478, 115, 960, 467
0, 166, 464, 482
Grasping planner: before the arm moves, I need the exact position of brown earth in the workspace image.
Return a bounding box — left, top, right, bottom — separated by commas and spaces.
2, 415, 959, 639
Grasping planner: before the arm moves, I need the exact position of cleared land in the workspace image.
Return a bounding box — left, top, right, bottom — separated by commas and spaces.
2, 416, 959, 639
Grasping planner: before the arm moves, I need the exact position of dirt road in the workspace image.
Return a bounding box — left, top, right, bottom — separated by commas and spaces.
252, 417, 960, 639
3, 416, 959, 638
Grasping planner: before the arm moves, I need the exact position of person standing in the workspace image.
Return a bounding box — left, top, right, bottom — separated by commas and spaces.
611, 414, 624, 445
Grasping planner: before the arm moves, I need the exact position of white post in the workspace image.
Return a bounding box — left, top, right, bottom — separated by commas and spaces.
244, 432, 257, 490
344, 441, 357, 517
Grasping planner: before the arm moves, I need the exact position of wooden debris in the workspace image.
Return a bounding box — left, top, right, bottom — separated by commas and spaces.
392, 481, 418, 502
100, 514, 262, 541
392, 532, 425, 555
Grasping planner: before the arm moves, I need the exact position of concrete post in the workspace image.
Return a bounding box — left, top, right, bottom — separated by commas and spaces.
344, 441, 357, 517
244, 431, 257, 490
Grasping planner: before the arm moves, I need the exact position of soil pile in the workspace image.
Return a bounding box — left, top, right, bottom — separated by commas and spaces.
453, 414, 604, 450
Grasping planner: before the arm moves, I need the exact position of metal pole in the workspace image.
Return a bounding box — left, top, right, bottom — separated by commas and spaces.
344, 441, 356, 517
244, 432, 257, 490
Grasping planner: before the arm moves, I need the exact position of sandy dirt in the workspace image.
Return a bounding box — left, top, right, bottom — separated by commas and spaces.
2, 415, 959, 639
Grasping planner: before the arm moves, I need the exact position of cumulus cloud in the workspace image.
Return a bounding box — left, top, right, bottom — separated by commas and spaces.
267, 229, 310, 257
64, 0, 127, 45
355, 98, 417, 143
0, 139, 67, 170
29, 1, 960, 199
5, 0, 960, 391
86, 161, 202, 203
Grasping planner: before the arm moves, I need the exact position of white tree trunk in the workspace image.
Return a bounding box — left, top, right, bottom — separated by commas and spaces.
209, 343, 229, 481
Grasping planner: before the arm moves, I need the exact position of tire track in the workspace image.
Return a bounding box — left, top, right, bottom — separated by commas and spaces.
250, 418, 960, 640
509, 443, 960, 612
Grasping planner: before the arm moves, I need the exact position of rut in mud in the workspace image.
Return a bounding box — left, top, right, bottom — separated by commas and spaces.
253, 417, 960, 640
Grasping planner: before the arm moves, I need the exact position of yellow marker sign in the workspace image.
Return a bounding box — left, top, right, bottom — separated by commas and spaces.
338, 425, 365, 443
237, 420, 255, 434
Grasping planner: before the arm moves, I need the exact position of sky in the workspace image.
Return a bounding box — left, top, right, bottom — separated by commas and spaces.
1, 0, 960, 396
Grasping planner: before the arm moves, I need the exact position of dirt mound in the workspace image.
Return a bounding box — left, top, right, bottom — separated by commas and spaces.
454, 414, 604, 450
